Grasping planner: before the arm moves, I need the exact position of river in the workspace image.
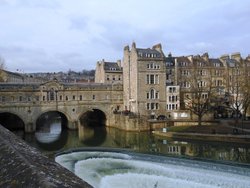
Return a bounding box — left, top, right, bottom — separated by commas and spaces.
15, 119, 250, 164
13, 118, 250, 188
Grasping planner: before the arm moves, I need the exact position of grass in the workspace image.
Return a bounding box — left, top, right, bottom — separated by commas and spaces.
167, 126, 192, 132
167, 124, 248, 135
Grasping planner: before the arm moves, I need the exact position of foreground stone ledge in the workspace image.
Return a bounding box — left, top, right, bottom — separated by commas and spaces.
0, 125, 92, 188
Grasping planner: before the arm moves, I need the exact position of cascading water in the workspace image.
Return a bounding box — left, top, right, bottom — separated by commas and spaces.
55, 149, 250, 188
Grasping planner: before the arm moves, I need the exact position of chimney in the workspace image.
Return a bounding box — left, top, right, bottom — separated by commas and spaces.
231, 52, 241, 62
220, 54, 230, 61
187, 55, 193, 62
152, 43, 162, 52
117, 60, 122, 68
202, 52, 209, 61
132, 42, 136, 49
246, 54, 250, 61
124, 45, 130, 51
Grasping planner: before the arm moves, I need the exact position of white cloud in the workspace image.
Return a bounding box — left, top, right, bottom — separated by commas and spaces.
0, 0, 250, 72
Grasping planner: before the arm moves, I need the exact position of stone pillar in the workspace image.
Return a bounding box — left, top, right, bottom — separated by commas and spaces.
25, 122, 35, 133
67, 120, 78, 130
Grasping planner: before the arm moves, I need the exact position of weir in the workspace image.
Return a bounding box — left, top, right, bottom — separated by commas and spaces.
56, 148, 250, 188
0, 124, 92, 188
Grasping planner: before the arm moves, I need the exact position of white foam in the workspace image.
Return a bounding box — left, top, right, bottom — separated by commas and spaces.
55, 151, 132, 172
99, 173, 216, 188
56, 151, 250, 188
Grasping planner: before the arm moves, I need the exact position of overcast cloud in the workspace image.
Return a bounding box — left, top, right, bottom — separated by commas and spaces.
0, 0, 250, 72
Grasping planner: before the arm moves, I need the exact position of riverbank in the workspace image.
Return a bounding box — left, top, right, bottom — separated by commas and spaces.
153, 131, 250, 144
153, 122, 250, 144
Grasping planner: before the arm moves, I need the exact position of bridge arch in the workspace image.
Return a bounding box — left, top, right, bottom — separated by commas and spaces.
78, 108, 107, 146
35, 110, 70, 130
0, 112, 25, 131
34, 111, 69, 149
79, 108, 107, 127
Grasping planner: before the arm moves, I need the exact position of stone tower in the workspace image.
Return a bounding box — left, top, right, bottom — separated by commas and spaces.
123, 42, 166, 117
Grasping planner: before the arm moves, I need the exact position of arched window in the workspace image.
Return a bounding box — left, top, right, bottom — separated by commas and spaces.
49, 88, 55, 101
150, 89, 155, 99
148, 89, 159, 99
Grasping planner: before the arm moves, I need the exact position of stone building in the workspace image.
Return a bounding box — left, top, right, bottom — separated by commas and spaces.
95, 59, 123, 84
122, 43, 250, 119
0, 69, 24, 83
0, 69, 46, 83
218, 53, 250, 118
123, 42, 166, 117
166, 85, 180, 118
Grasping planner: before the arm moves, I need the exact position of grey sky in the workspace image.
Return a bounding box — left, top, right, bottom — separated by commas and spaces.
0, 0, 250, 72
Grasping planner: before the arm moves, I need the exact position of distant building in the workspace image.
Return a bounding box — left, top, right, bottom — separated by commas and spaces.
0, 69, 43, 83
0, 69, 24, 83
95, 42, 250, 119
4, 42, 250, 120
95, 59, 123, 84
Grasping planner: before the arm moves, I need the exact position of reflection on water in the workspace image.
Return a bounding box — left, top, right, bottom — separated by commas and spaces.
78, 125, 107, 146
35, 122, 62, 143
15, 119, 250, 164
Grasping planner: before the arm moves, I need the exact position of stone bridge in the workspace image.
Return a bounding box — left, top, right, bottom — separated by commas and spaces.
0, 81, 123, 132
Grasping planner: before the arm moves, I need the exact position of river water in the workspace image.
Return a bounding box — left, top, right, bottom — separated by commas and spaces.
18, 121, 250, 164
15, 120, 250, 188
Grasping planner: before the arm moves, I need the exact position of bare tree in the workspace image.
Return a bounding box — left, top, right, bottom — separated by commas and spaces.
0, 56, 6, 82
234, 58, 250, 121
181, 56, 215, 126
0, 56, 6, 70
226, 60, 244, 125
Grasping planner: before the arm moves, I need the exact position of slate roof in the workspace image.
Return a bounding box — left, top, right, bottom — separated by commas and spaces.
226, 59, 238, 68
0, 81, 120, 90
136, 48, 163, 58
2, 70, 24, 78
0, 83, 40, 90
176, 56, 191, 63
165, 56, 175, 63
209, 58, 224, 67
103, 62, 122, 72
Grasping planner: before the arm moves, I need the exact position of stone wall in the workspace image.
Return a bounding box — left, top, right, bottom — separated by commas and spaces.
109, 114, 150, 131
0, 125, 92, 188
172, 120, 219, 126
109, 114, 170, 131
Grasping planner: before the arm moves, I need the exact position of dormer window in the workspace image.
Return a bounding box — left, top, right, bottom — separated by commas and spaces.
147, 63, 160, 70
180, 62, 187, 67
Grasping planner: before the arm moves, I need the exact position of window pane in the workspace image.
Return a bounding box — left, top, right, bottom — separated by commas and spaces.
150, 75, 154, 84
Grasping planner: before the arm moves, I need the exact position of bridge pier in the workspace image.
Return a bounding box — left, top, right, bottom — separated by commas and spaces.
24, 122, 36, 133
67, 120, 79, 130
